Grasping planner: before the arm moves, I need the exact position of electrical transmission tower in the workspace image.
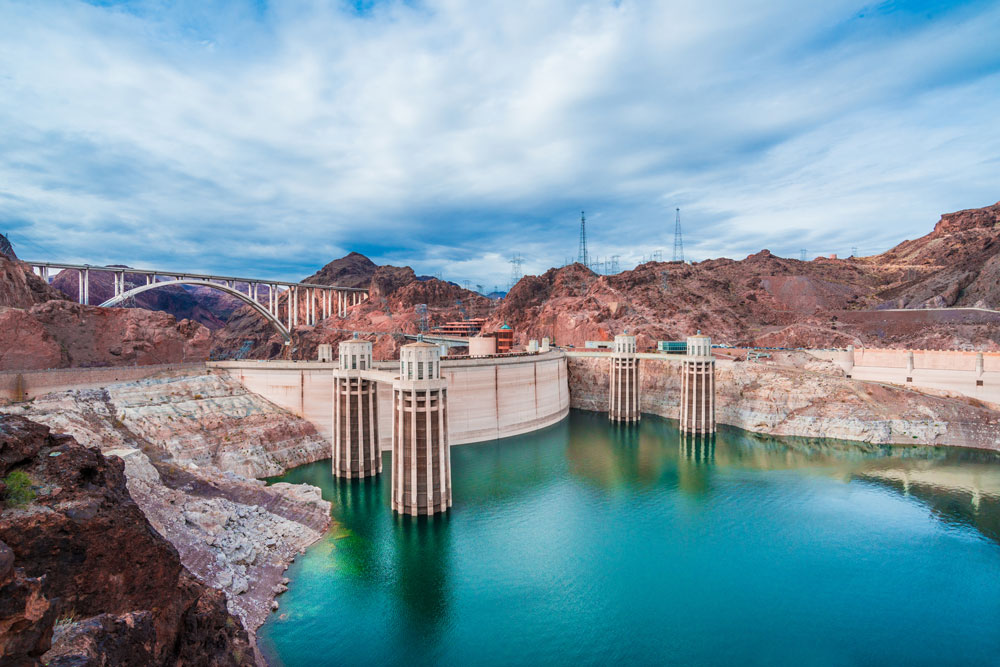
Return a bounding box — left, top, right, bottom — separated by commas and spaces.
672, 208, 684, 262
578, 211, 589, 267
509, 254, 524, 290
415, 304, 428, 332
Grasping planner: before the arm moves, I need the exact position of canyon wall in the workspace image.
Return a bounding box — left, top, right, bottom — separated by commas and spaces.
1, 373, 334, 660
213, 350, 571, 448
567, 354, 1000, 451
0, 415, 254, 666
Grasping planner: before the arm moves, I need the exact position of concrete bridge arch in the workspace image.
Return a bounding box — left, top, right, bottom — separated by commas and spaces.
99, 279, 291, 343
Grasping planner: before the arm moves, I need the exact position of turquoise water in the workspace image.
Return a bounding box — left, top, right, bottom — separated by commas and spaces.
260, 411, 1000, 666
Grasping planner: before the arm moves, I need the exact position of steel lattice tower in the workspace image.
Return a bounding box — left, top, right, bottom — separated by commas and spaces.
578, 211, 589, 267
672, 208, 684, 263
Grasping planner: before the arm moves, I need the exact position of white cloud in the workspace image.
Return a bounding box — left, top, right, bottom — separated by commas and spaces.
0, 0, 997, 285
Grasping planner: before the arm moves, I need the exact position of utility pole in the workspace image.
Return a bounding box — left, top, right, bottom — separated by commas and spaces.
672, 208, 684, 263
578, 211, 589, 267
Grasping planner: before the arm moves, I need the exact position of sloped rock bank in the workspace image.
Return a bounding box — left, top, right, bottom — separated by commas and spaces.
1, 372, 333, 661
568, 355, 1000, 450
0, 414, 254, 666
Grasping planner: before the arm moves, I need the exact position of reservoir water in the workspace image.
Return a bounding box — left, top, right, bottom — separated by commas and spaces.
260, 411, 1000, 666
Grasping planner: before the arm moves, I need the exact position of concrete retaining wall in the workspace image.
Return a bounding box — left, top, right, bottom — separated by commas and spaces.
806, 348, 998, 405
211, 350, 570, 448
0, 363, 207, 402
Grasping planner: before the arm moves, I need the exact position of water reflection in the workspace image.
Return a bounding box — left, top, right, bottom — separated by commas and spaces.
392, 514, 451, 639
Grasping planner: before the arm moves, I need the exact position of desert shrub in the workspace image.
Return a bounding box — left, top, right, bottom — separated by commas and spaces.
3, 470, 36, 507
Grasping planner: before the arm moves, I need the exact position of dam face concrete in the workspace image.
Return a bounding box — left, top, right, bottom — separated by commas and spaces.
211, 350, 570, 449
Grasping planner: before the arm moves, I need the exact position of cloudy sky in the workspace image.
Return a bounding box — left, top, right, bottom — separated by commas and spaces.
1, 0, 998, 289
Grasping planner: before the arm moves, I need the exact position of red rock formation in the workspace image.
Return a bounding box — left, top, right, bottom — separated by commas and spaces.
0, 256, 68, 309
302, 251, 378, 288
480, 202, 1000, 351
0, 414, 253, 665
0, 301, 211, 371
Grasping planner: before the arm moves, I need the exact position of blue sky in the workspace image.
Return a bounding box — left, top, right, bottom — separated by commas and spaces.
1, 0, 998, 288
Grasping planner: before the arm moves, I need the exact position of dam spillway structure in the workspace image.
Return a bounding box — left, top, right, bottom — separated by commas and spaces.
680, 332, 716, 435
332, 336, 381, 479
609, 333, 640, 422
391, 338, 451, 516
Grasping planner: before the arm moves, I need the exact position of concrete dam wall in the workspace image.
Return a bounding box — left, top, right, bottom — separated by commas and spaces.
211, 350, 570, 448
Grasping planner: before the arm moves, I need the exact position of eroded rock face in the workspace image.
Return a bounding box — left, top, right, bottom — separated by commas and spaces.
1, 372, 333, 650
302, 251, 378, 288
0, 256, 68, 309
567, 356, 1000, 450
0, 300, 212, 371
0, 414, 253, 666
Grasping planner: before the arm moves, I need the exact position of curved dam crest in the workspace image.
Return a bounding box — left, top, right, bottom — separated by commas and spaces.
211, 350, 571, 449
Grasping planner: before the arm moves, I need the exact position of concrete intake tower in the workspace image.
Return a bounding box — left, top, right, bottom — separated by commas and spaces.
680, 333, 716, 435
391, 338, 452, 516
609, 333, 640, 422
332, 337, 381, 478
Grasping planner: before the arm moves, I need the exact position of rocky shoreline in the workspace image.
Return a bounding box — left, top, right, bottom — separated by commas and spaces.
1, 371, 335, 664
568, 353, 1000, 451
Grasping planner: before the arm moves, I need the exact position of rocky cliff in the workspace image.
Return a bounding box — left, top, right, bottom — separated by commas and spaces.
0, 414, 254, 666
483, 201, 1000, 351
0, 300, 212, 371
567, 355, 1000, 450
0, 256, 68, 310
1, 372, 333, 660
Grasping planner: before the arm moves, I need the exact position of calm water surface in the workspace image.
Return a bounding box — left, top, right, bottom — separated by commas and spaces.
261, 411, 1000, 666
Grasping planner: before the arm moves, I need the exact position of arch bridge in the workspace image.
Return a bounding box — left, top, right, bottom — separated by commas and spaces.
24, 261, 369, 344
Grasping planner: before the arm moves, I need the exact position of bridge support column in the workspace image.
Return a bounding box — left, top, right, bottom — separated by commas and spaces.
680, 333, 715, 435
332, 338, 380, 479
609, 333, 640, 422
392, 338, 451, 516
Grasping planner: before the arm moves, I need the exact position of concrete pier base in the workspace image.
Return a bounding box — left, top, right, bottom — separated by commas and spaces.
609, 334, 640, 422
391, 339, 451, 516
680, 333, 716, 435
332, 338, 381, 479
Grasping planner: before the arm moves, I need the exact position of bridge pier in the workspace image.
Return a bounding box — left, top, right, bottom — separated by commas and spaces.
392, 338, 451, 516
332, 337, 381, 479
680, 333, 716, 435
609, 333, 640, 422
